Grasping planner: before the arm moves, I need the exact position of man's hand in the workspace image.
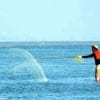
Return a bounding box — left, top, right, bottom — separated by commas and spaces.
74, 55, 83, 61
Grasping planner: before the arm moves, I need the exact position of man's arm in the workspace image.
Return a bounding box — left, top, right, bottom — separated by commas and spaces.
82, 53, 94, 58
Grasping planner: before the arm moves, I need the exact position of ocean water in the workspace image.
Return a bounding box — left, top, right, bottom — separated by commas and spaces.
0, 42, 100, 100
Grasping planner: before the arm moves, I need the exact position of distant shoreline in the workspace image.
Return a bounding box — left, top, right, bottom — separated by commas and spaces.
0, 41, 100, 47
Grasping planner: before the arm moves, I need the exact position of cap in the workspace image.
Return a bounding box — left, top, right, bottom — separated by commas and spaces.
92, 45, 98, 49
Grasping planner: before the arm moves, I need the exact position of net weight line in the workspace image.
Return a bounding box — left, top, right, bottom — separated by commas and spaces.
35, 56, 84, 62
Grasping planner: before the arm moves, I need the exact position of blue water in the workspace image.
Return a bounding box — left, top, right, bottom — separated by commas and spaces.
0, 42, 100, 100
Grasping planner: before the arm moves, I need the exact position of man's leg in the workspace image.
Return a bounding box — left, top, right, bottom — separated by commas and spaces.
96, 65, 100, 82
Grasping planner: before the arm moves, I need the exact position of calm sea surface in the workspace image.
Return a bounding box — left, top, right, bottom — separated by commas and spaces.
0, 42, 100, 100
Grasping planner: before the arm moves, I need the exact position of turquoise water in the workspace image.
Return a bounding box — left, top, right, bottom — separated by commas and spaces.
0, 42, 100, 100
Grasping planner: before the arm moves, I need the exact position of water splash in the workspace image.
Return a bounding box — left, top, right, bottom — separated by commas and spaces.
8, 48, 48, 83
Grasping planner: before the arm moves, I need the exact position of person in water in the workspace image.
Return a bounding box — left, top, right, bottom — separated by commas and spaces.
76, 45, 100, 82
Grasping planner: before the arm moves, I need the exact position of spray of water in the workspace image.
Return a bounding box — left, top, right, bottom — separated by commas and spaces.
8, 48, 48, 83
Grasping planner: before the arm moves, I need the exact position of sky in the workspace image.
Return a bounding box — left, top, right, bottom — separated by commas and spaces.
0, 0, 100, 41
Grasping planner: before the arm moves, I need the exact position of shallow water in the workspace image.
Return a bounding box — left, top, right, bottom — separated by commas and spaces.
0, 43, 100, 100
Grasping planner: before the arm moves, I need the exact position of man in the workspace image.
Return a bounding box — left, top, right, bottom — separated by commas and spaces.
76, 45, 100, 82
